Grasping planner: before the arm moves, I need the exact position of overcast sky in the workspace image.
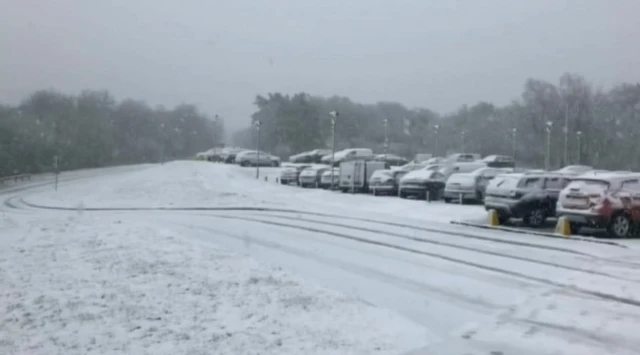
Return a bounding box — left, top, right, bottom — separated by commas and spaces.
1, 0, 639, 134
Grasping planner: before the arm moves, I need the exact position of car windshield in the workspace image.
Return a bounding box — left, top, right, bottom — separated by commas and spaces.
566, 179, 610, 190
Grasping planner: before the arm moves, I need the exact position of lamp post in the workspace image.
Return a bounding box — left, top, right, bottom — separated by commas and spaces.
160, 123, 166, 164
383, 118, 389, 162
576, 130, 582, 164
545, 121, 553, 170
460, 131, 466, 153
213, 114, 219, 159
511, 128, 517, 160
433, 124, 440, 156
254, 120, 261, 179
563, 103, 569, 166
329, 111, 339, 188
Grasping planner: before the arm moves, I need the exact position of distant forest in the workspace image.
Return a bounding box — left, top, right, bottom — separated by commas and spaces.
235, 73, 640, 170
2, 73, 639, 176
0, 90, 223, 176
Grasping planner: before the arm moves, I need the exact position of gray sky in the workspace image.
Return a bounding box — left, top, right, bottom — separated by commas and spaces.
1, 0, 639, 134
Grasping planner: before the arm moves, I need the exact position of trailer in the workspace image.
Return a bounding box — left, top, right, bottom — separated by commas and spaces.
338, 160, 387, 193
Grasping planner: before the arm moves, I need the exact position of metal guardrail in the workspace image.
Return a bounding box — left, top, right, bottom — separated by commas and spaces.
0, 173, 31, 184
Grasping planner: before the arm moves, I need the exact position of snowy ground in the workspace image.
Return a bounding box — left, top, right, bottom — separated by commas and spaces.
3, 161, 640, 355
0, 214, 426, 355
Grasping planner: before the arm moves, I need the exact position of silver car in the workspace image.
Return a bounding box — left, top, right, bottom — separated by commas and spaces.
298, 166, 330, 187
237, 151, 280, 167
444, 167, 513, 203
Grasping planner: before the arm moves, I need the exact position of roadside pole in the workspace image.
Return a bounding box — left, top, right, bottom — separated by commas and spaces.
53, 155, 60, 191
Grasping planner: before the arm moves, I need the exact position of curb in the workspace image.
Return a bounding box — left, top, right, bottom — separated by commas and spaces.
449, 220, 627, 248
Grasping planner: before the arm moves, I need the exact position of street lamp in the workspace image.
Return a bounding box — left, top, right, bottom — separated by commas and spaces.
511, 128, 517, 160
576, 131, 582, 164
460, 131, 466, 153
383, 118, 389, 162
433, 124, 440, 156
254, 120, 261, 179
545, 121, 553, 170
160, 123, 166, 164
329, 111, 339, 188
214, 114, 219, 158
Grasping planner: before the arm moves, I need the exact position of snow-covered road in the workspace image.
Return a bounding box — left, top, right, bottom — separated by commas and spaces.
3, 161, 640, 355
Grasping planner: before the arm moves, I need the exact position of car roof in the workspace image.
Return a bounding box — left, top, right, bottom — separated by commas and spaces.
573, 171, 640, 181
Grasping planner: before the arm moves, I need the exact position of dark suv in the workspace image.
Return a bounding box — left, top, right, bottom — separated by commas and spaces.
483, 172, 572, 227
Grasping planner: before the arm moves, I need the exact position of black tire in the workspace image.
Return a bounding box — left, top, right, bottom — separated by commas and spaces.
272, 161, 280, 167
569, 222, 582, 235
280, 180, 287, 185
399, 191, 407, 199
523, 207, 547, 228
443, 198, 451, 204
497, 213, 510, 225
240, 161, 249, 167
608, 213, 634, 238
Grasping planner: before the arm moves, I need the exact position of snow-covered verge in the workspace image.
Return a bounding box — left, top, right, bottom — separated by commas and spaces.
22, 161, 486, 223
0, 214, 429, 355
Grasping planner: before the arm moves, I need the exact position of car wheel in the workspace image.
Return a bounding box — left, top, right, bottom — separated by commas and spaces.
524, 208, 546, 228
373, 189, 378, 196
569, 222, 582, 235
443, 198, 451, 204
272, 161, 279, 167
497, 212, 510, 225
280, 180, 287, 185
399, 191, 407, 199
240, 161, 249, 167
608, 213, 633, 238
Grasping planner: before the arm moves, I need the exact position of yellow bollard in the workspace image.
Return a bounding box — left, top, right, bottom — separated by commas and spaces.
555, 216, 571, 236
488, 209, 500, 226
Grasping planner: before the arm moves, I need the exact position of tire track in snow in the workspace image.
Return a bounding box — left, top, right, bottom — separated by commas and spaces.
9, 197, 624, 255
172, 222, 509, 313
231, 211, 638, 283
201, 213, 640, 309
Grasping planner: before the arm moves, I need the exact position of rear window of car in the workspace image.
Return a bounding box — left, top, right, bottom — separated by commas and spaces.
492, 175, 520, 189
544, 177, 565, 190
621, 179, 640, 191
565, 179, 610, 191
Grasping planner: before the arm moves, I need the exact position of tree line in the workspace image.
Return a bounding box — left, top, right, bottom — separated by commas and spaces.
235, 73, 640, 170
0, 90, 223, 176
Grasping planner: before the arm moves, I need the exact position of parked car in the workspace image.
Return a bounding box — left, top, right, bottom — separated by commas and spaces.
443, 167, 513, 203
374, 154, 409, 167
445, 153, 481, 163
339, 160, 387, 193
398, 169, 446, 200
236, 151, 280, 167
482, 155, 516, 168
321, 148, 373, 166
438, 161, 488, 180
298, 166, 330, 188
319, 168, 340, 189
221, 148, 246, 164
279, 164, 312, 185
289, 149, 332, 163
556, 172, 640, 237
369, 169, 398, 195
553, 165, 594, 176
484, 172, 572, 227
